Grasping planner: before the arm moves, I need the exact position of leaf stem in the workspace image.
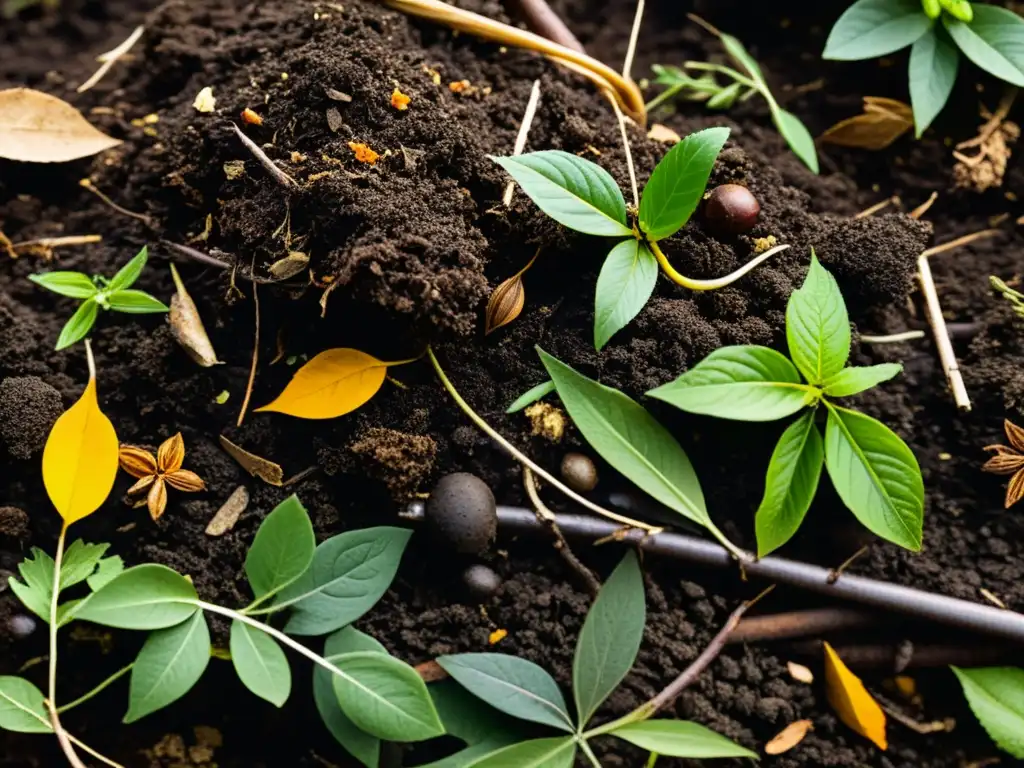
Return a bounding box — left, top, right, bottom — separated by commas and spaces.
84, 339, 97, 381
579, 737, 602, 767
611, 97, 640, 209
683, 61, 759, 91
644, 82, 686, 112
57, 663, 134, 714
48, 527, 88, 768
649, 241, 790, 291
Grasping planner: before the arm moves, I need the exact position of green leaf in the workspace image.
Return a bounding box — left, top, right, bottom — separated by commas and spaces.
824, 404, 924, 551
278, 527, 411, 636
108, 246, 149, 292
909, 25, 960, 136
430, 679, 524, 747
506, 380, 555, 414
436, 653, 574, 732
537, 348, 720, 540
944, 6, 1024, 88
75, 564, 199, 630
60, 540, 110, 590
952, 666, 1024, 759
0, 677, 52, 733
638, 126, 729, 241
28, 271, 97, 299
823, 0, 933, 60
466, 737, 577, 768
755, 410, 825, 557
8, 548, 55, 622
720, 34, 765, 82
594, 239, 658, 350
326, 625, 388, 657
245, 495, 315, 601
124, 611, 210, 723
332, 651, 445, 742
230, 620, 291, 707
574, 550, 645, 727
706, 82, 742, 110
646, 346, 814, 422
770, 107, 819, 174
105, 289, 169, 314
491, 151, 631, 237
56, 298, 99, 351
786, 252, 850, 384
609, 720, 757, 758
87, 555, 125, 592
824, 363, 902, 398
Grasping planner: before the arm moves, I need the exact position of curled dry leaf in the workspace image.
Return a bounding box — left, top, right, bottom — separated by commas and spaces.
485, 248, 540, 335
218, 435, 284, 486
824, 641, 887, 750
0, 88, 122, 163
765, 719, 813, 755
787, 661, 814, 684
820, 97, 913, 151
169, 264, 221, 367
205, 485, 250, 536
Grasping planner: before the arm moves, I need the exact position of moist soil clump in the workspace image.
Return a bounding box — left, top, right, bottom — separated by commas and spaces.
0, 0, 1022, 766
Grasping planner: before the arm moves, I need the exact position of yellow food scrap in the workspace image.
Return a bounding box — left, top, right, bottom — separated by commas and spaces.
488, 628, 508, 645
348, 142, 379, 165
241, 108, 263, 125
192, 87, 216, 113
391, 88, 411, 111
449, 79, 472, 93
525, 402, 565, 443
423, 64, 442, 85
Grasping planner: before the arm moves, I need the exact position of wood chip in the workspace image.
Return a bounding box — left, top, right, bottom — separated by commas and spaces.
218, 435, 283, 486
765, 719, 814, 755
326, 107, 345, 133
647, 123, 682, 144
205, 485, 250, 536
787, 661, 814, 684
326, 88, 353, 103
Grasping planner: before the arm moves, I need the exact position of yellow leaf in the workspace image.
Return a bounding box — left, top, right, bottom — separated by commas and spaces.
42, 372, 119, 526
0, 88, 122, 163
765, 719, 813, 755
256, 348, 396, 419
823, 642, 888, 750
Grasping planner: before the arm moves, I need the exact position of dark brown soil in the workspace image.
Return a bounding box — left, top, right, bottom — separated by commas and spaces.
1, 0, 1023, 766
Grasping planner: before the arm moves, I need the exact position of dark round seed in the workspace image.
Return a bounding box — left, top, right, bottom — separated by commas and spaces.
462, 564, 503, 599
425, 473, 497, 555
560, 452, 598, 493
7, 614, 37, 638
703, 184, 761, 235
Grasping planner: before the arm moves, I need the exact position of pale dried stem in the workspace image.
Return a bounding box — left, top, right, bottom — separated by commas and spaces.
77, 25, 144, 93
621, 0, 645, 81
909, 192, 938, 220
237, 275, 260, 427
503, 80, 543, 207
853, 196, 899, 219
859, 330, 926, 344
80, 179, 152, 226
10, 235, 102, 249
230, 124, 296, 188
612, 97, 640, 208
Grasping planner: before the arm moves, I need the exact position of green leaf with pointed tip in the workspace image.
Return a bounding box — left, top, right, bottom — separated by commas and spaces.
771, 107, 819, 174
75, 564, 199, 630
786, 253, 850, 384
491, 151, 631, 237
944, 7, 1024, 88
721, 33, 764, 82
106, 289, 169, 314
824, 404, 924, 551
610, 720, 757, 758
56, 298, 98, 350
952, 666, 1024, 759
466, 737, 577, 768
245, 495, 315, 601
124, 611, 210, 723
506, 380, 555, 414
639, 126, 729, 241
909, 24, 960, 137
8, 548, 55, 622
60, 540, 110, 590
823, 363, 902, 398
87, 556, 124, 592
823, 0, 933, 60
430, 679, 524, 748
230, 620, 291, 707
108, 246, 149, 292
28, 271, 97, 299
0, 677, 52, 733
594, 239, 658, 350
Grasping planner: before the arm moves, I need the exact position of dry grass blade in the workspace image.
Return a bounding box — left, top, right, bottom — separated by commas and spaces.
484, 248, 540, 334
820, 97, 913, 150
765, 719, 814, 755
169, 263, 222, 367
0, 88, 121, 163
77, 25, 145, 93
237, 275, 260, 427
219, 435, 284, 486
502, 79, 542, 207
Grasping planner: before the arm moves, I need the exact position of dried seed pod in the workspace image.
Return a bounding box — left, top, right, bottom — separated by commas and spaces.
703, 184, 761, 235
169, 263, 222, 367
484, 248, 540, 335
560, 452, 598, 492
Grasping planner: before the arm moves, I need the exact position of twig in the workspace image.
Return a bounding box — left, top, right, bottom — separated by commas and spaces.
920, 228, 1002, 259
859, 330, 926, 344
0, 229, 18, 259
505, 0, 585, 52
77, 25, 144, 93
853, 196, 900, 219
727, 607, 878, 644
909, 192, 938, 220
79, 179, 152, 226
10, 235, 102, 250
160, 241, 231, 271
827, 545, 869, 584
621, 0, 644, 82
503, 80, 543, 207
230, 124, 296, 188
237, 274, 260, 427
686, 12, 722, 37
611, 89, 640, 208
918, 254, 969, 410
523, 467, 602, 597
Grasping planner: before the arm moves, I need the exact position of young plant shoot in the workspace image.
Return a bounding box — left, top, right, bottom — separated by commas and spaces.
492, 127, 790, 351
646, 252, 925, 556
29, 246, 168, 349
824, 0, 1024, 136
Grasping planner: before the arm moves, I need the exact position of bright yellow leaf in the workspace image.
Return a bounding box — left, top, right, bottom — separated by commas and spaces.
824, 642, 887, 750
255, 348, 396, 420
42, 374, 119, 526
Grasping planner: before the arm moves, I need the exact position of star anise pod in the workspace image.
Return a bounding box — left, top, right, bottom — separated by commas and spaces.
119, 433, 206, 520
982, 419, 1024, 509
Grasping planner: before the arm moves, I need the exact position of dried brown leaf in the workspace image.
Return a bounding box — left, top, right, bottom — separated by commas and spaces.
820, 97, 913, 151
485, 249, 539, 334
647, 123, 682, 144
415, 660, 448, 683
765, 719, 814, 755
219, 435, 284, 486
268, 251, 310, 280
169, 264, 222, 367
863, 97, 913, 121
787, 661, 814, 684
206, 485, 250, 536
0, 88, 122, 163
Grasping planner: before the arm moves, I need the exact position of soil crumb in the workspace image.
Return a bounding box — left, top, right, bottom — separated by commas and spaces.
349, 426, 437, 499
0, 375, 63, 460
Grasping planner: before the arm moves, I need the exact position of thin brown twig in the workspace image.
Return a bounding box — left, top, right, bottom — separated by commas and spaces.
79, 179, 153, 226
920, 228, 1002, 259
10, 235, 102, 250
230, 124, 296, 188
727, 607, 878, 644
77, 25, 144, 93
853, 196, 900, 219
505, 0, 585, 52
237, 271, 260, 427
621, 0, 645, 81
909, 192, 938, 220
827, 545, 869, 585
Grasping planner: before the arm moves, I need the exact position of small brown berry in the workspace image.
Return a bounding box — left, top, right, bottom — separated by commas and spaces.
560, 452, 598, 492
425, 473, 497, 555
703, 184, 760, 235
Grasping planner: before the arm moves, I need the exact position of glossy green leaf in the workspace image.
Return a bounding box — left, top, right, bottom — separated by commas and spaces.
56, 298, 98, 350
245, 495, 315, 601
87, 555, 124, 592
755, 410, 824, 557
647, 346, 814, 422
639, 126, 729, 241
491, 151, 631, 237
124, 611, 210, 723
60, 540, 110, 590
430, 679, 524, 748
574, 550, 645, 726
8, 548, 55, 622
105, 289, 169, 314
771, 106, 819, 174
0, 677, 51, 733
332, 651, 445, 742
437, 653, 573, 732
326, 625, 388, 657
506, 380, 555, 414
230, 620, 291, 707
278, 527, 411, 636
108, 246, 149, 292
28, 271, 97, 299
944, 6, 1024, 88
466, 737, 577, 768
610, 720, 757, 758
786, 253, 850, 384
824, 404, 924, 550
823, 0, 933, 60
909, 25, 960, 136
952, 666, 1024, 758
594, 239, 658, 350
824, 363, 902, 398
75, 564, 199, 630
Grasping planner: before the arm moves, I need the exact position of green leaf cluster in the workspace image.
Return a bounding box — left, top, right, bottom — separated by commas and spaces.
824, 0, 1024, 136
437, 552, 755, 766
647, 252, 924, 555
29, 246, 168, 350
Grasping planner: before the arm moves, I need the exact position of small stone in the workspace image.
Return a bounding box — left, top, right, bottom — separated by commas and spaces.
462, 564, 502, 599
425, 473, 497, 555
560, 453, 598, 492
0, 376, 63, 460
7, 614, 37, 638
0, 507, 29, 541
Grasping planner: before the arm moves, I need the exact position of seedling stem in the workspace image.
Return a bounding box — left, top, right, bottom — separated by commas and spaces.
649, 240, 791, 291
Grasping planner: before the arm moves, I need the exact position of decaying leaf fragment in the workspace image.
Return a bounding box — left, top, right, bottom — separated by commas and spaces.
765, 719, 813, 755
169, 264, 221, 367
218, 435, 284, 486
820, 97, 913, 151
485, 248, 540, 335
647, 123, 682, 144
268, 251, 309, 280
824, 642, 888, 750
0, 88, 122, 163
193, 87, 216, 113
205, 485, 250, 536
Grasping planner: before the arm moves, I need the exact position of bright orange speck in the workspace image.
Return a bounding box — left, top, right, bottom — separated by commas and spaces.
449, 79, 471, 93
488, 628, 507, 645
391, 88, 411, 111
241, 108, 263, 126
348, 142, 379, 165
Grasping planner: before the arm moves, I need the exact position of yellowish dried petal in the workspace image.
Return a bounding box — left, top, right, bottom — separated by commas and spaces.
147, 476, 168, 520
166, 469, 206, 493
126, 474, 156, 495
1006, 469, 1024, 509
765, 719, 814, 755
485, 273, 525, 335
119, 445, 158, 478
982, 452, 1024, 475
158, 433, 185, 473
1005, 419, 1024, 453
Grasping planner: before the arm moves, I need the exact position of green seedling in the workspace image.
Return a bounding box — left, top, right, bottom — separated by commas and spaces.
1, 0, 58, 18
952, 666, 1024, 759
29, 246, 168, 350
494, 127, 789, 351
646, 252, 925, 556
991, 275, 1024, 319
824, 0, 1024, 136
438, 551, 756, 767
